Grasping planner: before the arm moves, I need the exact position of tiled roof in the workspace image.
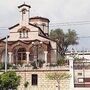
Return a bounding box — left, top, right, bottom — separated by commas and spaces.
30, 16, 50, 22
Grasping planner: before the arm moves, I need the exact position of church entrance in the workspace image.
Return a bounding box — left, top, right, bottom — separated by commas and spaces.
13, 47, 26, 64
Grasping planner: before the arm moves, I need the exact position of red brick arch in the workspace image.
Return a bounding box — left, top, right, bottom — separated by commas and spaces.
9, 41, 28, 52
27, 42, 48, 52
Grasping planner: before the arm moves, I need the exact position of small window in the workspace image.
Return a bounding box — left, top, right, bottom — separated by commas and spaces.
22, 8, 27, 14
23, 30, 25, 38
18, 27, 30, 38
26, 31, 28, 38
78, 73, 82, 76
19, 30, 28, 38
32, 74, 38, 85
19, 31, 22, 38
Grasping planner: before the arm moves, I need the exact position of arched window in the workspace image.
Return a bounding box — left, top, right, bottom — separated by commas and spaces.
18, 26, 30, 38
19, 31, 22, 38
22, 8, 27, 14
17, 48, 26, 60
22, 8, 27, 20
42, 23, 46, 30
23, 29, 25, 38
26, 31, 28, 38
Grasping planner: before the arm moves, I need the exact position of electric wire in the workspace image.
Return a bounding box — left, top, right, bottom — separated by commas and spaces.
0, 21, 90, 38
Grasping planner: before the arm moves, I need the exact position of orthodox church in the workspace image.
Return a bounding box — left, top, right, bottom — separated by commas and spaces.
0, 3, 88, 90
0, 3, 57, 65
0, 3, 71, 90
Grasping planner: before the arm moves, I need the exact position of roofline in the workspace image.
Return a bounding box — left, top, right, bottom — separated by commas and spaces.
30, 16, 50, 22
18, 4, 31, 8
39, 34, 57, 42
9, 22, 47, 37
9, 23, 19, 30
8, 22, 46, 36
29, 23, 46, 36
0, 36, 10, 43
8, 39, 50, 46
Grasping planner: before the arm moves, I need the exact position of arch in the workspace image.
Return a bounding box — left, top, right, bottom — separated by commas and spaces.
18, 26, 30, 32
28, 42, 46, 61
10, 41, 28, 52
27, 44, 33, 51
27, 41, 47, 52
22, 8, 27, 14
18, 26, 30, 38
13, 47, 26, 64
29, 45, 44, 61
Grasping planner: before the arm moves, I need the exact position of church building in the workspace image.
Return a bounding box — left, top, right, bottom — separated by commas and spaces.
0, 3, 57, 65
0, 3, 70, 90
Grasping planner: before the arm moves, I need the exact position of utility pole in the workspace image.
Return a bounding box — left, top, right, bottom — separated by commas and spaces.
5, 36, 8, 72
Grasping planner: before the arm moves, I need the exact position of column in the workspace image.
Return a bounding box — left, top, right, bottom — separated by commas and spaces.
44, 51, 48, 64
8, 52, 12, 64
54, 49, 57, 62
26, 52, 30, 64
69, 57, 74, 90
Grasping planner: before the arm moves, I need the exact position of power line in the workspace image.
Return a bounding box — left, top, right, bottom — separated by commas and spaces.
50, 20, 90, 24
0, 20, 90, 28
0, 21, 89, 30
50, 20, 90, 27
50, 23, 90, 27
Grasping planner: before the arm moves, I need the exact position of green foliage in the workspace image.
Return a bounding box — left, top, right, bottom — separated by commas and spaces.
46, 73, 70, 81
31, 61, 37, 69
0, 63, 12, 70
0, 71, 21, 89
49, 63, 57, 67
57, 56, 66, 66
57, 60, 66, 66
50, 29, 78, 56
46, 73, 70, 90
31, 60, 45, 69
24, 81, 29, 88
38, 60, 45, 68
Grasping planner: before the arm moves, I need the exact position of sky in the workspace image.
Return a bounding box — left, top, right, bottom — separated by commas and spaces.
0, 0, 90, 51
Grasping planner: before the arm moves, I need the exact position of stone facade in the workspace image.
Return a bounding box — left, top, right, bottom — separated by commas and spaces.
16, 70, 70, 90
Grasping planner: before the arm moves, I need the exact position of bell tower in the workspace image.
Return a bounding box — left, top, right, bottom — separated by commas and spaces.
18, 3, 31, 26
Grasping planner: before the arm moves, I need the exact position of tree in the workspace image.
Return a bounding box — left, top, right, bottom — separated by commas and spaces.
50, 29, 78, 56
0, 71, 21, 90
46, 73, 70, 90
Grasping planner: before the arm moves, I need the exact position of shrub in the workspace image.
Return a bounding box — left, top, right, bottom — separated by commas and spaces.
49, 63, 57, 67
31, 60, 45, 69
24, 81, 29, 88
38, 60, 45, 68
57, 57, 66, 66
31, 61, 37, 69
0, 63, 12, 70
0, 71, 21, 89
